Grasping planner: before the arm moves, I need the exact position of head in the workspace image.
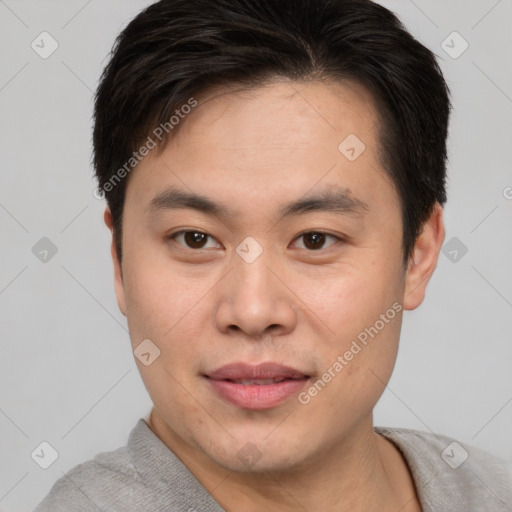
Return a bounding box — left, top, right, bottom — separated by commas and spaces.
93, 0, 449, 472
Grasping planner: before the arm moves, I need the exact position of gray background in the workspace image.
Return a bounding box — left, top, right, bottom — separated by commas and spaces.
0, 1, 511, 510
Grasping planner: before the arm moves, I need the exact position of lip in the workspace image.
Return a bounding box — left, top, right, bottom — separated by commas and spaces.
205, 362, 310, 410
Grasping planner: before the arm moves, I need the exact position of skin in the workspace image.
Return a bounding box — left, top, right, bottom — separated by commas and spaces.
104, 78, 445, 511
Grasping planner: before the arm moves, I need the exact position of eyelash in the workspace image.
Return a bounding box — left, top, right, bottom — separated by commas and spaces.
168, 230, 343, 252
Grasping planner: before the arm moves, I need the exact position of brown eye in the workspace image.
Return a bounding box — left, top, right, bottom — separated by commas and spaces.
171, 230, 218, 249
293, 232, 339, 251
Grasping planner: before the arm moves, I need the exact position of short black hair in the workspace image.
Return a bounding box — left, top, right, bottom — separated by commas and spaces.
92, 0, 451, 267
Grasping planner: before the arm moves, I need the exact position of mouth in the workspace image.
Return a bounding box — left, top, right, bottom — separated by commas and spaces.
222, 377, 298, 385
205, 362, 311, 410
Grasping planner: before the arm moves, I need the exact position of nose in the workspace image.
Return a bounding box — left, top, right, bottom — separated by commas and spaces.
214, 242, 297, 339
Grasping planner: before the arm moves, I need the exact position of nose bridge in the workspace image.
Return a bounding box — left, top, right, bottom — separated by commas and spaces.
215, 236, 296, 337
233, 237, 277, 310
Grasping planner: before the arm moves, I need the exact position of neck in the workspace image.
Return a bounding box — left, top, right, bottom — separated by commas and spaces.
148, 410, 420, 512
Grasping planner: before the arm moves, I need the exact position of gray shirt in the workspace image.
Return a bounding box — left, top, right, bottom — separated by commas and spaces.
34, 419, 512, 511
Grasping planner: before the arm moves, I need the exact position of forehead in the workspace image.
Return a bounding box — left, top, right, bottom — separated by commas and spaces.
175, 78, 380, 151
125, 78, 398, 222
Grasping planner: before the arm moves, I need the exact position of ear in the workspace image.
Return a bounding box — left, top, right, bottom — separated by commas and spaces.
403, 202, 445, 311
104, 207, 127, 316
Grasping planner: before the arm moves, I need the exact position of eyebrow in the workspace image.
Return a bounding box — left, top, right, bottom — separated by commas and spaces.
146, 186, 369, 220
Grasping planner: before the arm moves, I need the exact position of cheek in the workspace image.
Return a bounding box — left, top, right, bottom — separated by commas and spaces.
297, 263, 399, 338
121, 258, 219, 388
333, 272, 403, 384
295, 263, 403, 405
123, 262, 209, 412
301, 313, 401, 428
122, 256, 199, 339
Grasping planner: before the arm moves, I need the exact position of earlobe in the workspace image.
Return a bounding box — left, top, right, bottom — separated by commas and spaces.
104, 207, 127, 316
403, 202, 445, 311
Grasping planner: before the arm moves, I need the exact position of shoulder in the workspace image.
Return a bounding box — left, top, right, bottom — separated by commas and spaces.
375, 426, 512, 511
33, 445, 147, 512
33, 419, 224, 512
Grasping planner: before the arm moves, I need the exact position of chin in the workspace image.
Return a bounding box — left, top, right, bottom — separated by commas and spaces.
197, 430, 310, 474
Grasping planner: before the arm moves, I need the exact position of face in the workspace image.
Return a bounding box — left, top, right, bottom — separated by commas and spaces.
106, 79, 441, 473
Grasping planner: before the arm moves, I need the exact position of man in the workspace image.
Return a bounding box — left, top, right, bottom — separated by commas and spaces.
34, 0, 512, 510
